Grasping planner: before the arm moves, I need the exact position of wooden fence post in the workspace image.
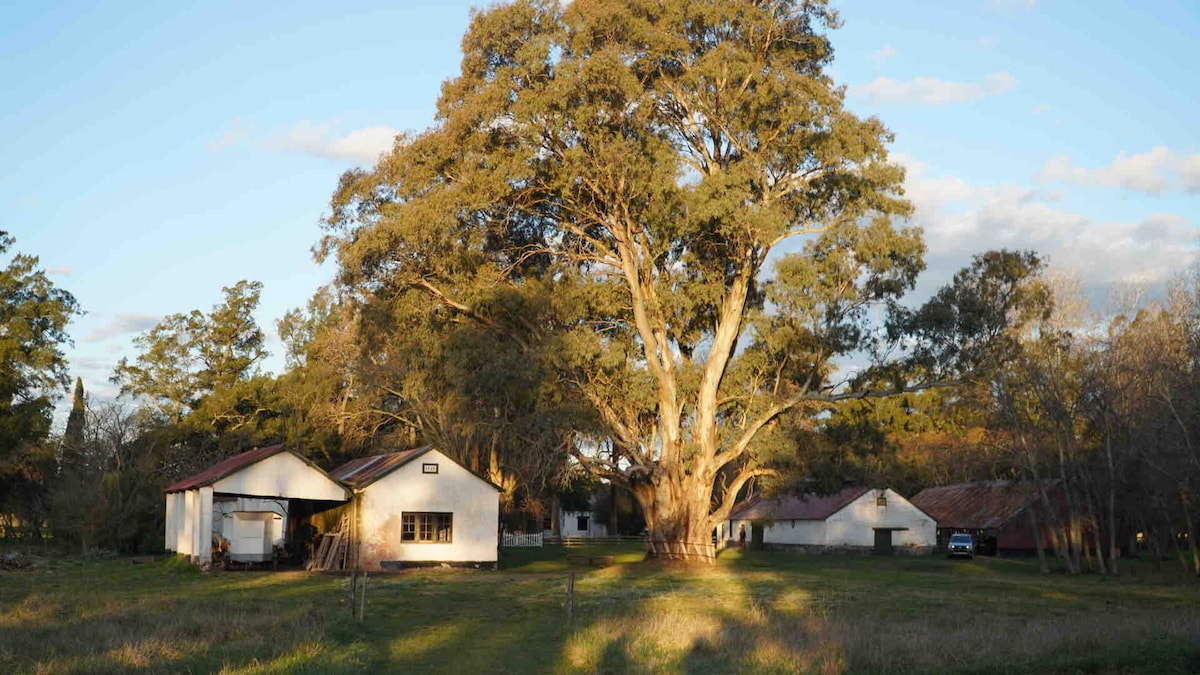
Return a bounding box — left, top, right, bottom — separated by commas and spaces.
359, 572, 368, 621
566, 571, 575, 622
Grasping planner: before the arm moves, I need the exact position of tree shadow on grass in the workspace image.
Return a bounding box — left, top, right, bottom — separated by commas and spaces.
0, 558, 361, 674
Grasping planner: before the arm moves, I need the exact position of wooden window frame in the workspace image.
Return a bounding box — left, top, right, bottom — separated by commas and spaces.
401, 512, 453, 544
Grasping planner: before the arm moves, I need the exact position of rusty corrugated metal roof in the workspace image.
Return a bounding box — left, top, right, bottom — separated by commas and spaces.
910, 480, 1049, 530
730, 486, 872, 521
164, 444, 287, 493
329, 446, 435, 489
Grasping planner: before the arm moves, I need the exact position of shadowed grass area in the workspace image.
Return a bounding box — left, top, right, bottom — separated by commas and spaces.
1, 545, 1197, 673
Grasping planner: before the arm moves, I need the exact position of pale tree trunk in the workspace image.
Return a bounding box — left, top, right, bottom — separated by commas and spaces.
1027, 503, 1050, 574
1103, 417, 1120, 575
1023, 438, 1075, 574
1183, 491, 1200, 576
1055, 439, 1084, 574
608, 445, 619, 536
632, 472, 716, 563
1079, 474, 1107, 575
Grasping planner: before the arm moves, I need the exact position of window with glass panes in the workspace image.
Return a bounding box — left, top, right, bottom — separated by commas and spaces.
401, 512, 452, 543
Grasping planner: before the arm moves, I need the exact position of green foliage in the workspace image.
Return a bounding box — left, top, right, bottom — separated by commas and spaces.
0, 232, 81, 536
113, 280, 267, 422
890, 249, 1051, 381
313, 0, 1048, 555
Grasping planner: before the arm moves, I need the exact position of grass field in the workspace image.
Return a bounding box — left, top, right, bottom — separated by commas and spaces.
1, 544, 1198, 674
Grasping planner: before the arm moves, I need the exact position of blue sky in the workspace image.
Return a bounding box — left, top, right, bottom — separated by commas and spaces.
2, 0, 1196, 408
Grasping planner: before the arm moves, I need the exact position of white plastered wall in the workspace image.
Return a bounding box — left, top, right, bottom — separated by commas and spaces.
824, 489, 936, 547
761, 519, 828, 545
357, 449, 499, 568
166, 451, 347, 565
559, 510, 607, 537
212, 453, 347, 501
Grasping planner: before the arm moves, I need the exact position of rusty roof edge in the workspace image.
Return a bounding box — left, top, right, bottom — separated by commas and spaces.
163, 444, 286, 493
165, 445, 351, 499
336, 446, 437, 490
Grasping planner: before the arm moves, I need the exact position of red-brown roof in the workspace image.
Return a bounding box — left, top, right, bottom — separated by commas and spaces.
329, 446, 435, 489
730, 486, 872, 522
164, 444, 287, 493
911, 480, 1050, 530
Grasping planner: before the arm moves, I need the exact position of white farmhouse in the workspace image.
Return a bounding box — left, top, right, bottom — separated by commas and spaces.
164, 445, 350, 566
556, 509, 608, 538
330, 447, 501, 570
720, 487, 936, 554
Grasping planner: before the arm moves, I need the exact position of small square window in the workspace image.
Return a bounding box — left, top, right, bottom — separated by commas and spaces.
577, 515, 589, 531
877, 495, 888, 506
422, 463, 439, 474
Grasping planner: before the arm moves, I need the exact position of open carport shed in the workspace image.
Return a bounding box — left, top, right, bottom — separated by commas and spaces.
164, 445, 349, 566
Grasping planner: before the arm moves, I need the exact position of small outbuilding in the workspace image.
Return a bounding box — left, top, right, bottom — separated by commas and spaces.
164, 445, 350, 566
720, 487, 936, 554
911, 480, 1061, 555
554, 509, 608, 538
330, 447, 501, 570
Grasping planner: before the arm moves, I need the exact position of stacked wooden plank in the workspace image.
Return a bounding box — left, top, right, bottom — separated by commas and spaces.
307, 515, 350, 571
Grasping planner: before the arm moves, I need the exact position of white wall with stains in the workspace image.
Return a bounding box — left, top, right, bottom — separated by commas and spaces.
357, 449, 499, 568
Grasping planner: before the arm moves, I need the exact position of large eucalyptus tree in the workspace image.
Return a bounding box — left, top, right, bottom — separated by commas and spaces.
321, 0, 1038, 561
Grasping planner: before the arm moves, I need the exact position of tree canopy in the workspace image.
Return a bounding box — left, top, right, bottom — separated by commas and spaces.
317, 0, 1042, 561
0, 232, 81, 530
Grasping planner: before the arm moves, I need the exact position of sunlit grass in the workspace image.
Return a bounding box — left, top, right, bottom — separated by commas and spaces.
1, 546, 1198, 673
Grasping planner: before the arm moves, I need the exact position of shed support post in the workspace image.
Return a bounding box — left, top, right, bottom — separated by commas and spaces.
182, 490, 196, 559
191, 487, 214, 568
165, 493, 175, 552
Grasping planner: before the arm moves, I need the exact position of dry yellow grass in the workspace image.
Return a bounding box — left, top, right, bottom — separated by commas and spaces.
1, 546, 1197, 673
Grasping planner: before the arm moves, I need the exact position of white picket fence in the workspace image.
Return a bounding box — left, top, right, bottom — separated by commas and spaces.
501, 532, 544, 547
502, 532, 648, 548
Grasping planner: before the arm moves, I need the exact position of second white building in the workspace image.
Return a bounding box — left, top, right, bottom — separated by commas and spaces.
330, 447, 501, 570
720, 487, 936, 554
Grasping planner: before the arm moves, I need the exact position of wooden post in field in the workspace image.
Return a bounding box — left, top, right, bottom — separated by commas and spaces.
359, 572, 368, 621
566, 571, 575, 622
349, 569, 357, 616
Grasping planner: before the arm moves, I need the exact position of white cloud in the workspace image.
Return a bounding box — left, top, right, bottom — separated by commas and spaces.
205, 124, 246, 152
976, 36, 998, 48
85, 312, 161, 343
899, 160, 1195, 295
267, 121, 399, 164
870, 44, 897, 68
984, 72, 1018, 95
1038, 147, 1200, 195
848, 72, 1018, 105
46, 265, 74, 276
1030, 104, 1051, 115
1179, 154, 1200, 193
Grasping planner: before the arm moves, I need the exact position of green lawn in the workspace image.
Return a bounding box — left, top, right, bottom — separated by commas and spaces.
1, 545, 1197, 674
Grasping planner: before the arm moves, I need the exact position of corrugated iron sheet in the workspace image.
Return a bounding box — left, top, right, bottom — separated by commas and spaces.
730, 486, 872, 521
910, 481, 1048, 530
329, 446, 433, 489
164, 444, 286, 493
